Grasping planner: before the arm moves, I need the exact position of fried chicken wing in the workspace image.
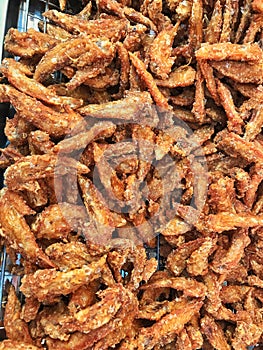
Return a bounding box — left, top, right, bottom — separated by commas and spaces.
4, 154, 89, 191
0, 190, 54, 268
4, 285, 33, 344
31, 203, 88, 240
20, 255, 107, 302
1, 58, 83, 109
5, 87, 86, 138
43, 10, 128, 41
4, 28, 58, 58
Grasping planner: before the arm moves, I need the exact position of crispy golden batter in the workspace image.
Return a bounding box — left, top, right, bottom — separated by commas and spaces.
20, 255, 107, 302
1, 1, 263, 348
54, 121, 116, 153
43, 10, 128, 41
205, 0, 222, 43
137, 299, 203, 349
1, 59, 83, 109
21, 297, 40, 323
196, 43, 262, 61
155, 66, 196, 88
129, 52, 169, 109
5, 87, 86, 138
4, 28, 57, 58
45, 242, 94, 270
31, 203, 88, 240
60, 285, 125, 333
141, 277, 207, 298
34, 36, 114, 83
59, 0, 67, 11
149, 24, 179, 79
4, 285, 33, 344
79, 176, 126, 229
187, 236, 217, 276
28, 130, 55, 155
38, 21, 72, 41
211, 60, 263, 84
189, 0, 203, 51
78, 91, 156, 122
0, 190, 54, 268
46, 284, 138, 349
201, 315, 231, 350
0, 340, 41, 350
4, 154, 89, 191
98, 0, 157, 30
215, 130, 263, 164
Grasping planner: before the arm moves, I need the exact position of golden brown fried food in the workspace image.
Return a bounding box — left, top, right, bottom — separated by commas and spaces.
167, 238, 206, 276
205, 0, 222, 43
187, 236, 217, 276
197, 212, 263, 233
195, 43, 262, 61
137, 299, 203, 349
1, 1, 263, 348
189, 0, 203, 51
129, 52, 169, 109
141, 277, 207, 298
4, 285, 33, 344
1, 59, 83, 109
31, 203, 88, 240
38, 21, 72, 41
54, 121, 116, 153
98, 0, 157, 30
20, 255, 107, 302
59, 285, 125, 333
201, 315, 231, 350
4, 154, 89, 191
4, 28, 58, 58
192, 65, 206, 122
83, 67, 120, 90
155, 66, 196, 88
5, 86, 86, 138
0, 340, 41, 350
45, 242, 94, 270
211, 60, 263, 84
78, 91, 158, 124
0, 84, 10, 103
215, 129, 263, 164
0, 190, 54, 268
59, 0, 67, 11
43, 10, 128, 41
46, 284, 138, 349
34, 36, 114, 83
21, 297, 40, 323
28, 130, 55, 155
149, 24, 179, 79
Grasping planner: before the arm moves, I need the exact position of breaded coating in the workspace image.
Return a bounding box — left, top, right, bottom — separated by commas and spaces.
0, 190, 54, 268
0, 340, 41, 350
4, 28, 57, 58
5, 87, 86, 138
4, 285, 33, 344
20, 255, 107, 302
43, 10, 128, 41
4, 154, 89, 191
1, 58, 83, 109
196, 43, 263, 61
31, 203, 88, 240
